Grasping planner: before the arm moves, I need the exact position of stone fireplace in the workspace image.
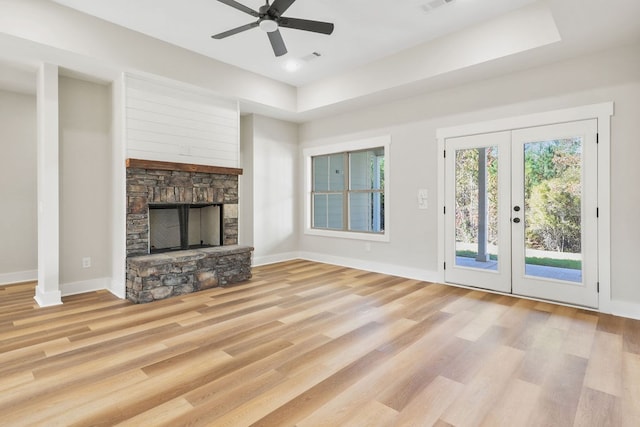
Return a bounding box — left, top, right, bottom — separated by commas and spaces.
125, 159, 253, 303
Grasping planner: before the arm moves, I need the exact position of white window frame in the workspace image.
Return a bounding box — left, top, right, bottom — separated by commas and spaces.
303, 135, 391, 242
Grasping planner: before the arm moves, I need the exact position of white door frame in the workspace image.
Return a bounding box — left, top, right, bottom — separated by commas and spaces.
436, 102, 613, 312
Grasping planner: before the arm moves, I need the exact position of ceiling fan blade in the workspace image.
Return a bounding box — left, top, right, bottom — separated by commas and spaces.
269, 0, 296, 17
267, 29, 287, 57
216, 0, 259, 17
278, 17, 334, 35
212, 21, 259, 39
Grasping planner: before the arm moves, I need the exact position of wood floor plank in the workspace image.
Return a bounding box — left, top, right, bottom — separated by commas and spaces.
392, 375, 464, 427
341, 399, 399, 427
479, 378, 540, 426
378, 337, 469, 412
526, 353, 589, 426
294, 317, 460, 426
294, 353, 403, 426
573, 387, 621, 427
455, 300, 509, 341
0, 261, 638, 425
562, 311, 598, 359
623, 317, 640, 354
201, 363, 332, 427
250, 350, 390, 426
440, 345, 525, 426
545, 304, 579, 331
180, 335, 332, 422
1, 369, 151, 426
69, 350, 237, 426
622, 351, 640, 427
168, 369, 289, 426
584, 330, 624, 396
439, 325, 510, 385
115, 397, 195, 427
516, 324, 567, 385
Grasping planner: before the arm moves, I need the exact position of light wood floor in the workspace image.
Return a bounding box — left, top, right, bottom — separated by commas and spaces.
1, 260, 639, 426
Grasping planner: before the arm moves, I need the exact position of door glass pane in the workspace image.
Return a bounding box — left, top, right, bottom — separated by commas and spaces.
455, 146, 499, 270
523, 138, 582, 283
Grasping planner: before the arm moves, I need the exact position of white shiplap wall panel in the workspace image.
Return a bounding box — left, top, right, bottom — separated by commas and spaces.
125, 74, 239, 168
126, 109, 237, 138
127, 97, 237, 129
126, 119, 237, 143
126, 129, 237, 151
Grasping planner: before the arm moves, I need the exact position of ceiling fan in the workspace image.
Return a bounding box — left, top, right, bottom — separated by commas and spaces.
212, 0, 334, 57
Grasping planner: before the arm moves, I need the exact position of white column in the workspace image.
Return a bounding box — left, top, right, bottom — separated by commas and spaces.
109, 75, 126, 298
34, 63, 62, 307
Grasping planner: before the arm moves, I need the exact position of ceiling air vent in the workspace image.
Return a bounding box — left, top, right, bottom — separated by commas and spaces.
421, 0, 454, 13
301, 52, 322, 62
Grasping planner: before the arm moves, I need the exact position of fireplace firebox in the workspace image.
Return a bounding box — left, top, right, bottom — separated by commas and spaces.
148, 203, 223, 253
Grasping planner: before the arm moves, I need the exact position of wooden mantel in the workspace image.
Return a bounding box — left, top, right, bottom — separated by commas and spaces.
126, 158, 243, 176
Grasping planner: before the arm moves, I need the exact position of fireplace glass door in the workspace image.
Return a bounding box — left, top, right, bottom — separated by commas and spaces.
149, 204, 222, 253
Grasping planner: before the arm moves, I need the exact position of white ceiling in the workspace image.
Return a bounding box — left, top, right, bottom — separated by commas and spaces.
1, 0, 639, 120
50, 0, 541, 86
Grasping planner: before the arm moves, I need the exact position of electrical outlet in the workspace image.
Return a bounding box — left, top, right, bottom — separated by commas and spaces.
82, 257, 91, 268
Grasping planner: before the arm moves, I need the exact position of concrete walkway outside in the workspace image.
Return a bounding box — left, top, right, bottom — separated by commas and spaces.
455, 256, 582, 283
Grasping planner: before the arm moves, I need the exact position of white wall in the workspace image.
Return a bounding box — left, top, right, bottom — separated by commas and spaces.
58, 76, 112, 293
299, 43, 640, 308
0, 89, 37, 284
241, 114, 299, 265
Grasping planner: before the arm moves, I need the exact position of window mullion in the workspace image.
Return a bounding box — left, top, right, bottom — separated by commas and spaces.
344, 153, 349, 231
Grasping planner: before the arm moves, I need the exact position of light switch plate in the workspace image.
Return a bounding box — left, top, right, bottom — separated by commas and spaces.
418, 189, 428, 209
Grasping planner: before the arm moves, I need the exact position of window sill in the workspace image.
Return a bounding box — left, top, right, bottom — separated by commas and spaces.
304, 228, 390, 242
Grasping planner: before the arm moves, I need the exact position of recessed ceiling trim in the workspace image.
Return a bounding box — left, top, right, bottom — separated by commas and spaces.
297, 2, 561, 112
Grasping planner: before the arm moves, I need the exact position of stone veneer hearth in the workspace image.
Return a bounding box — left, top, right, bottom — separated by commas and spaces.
126, 246, 252, 304
125, 159, 253, 303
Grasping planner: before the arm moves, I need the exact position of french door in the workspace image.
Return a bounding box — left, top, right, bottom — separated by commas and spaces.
444, 120, 598, 308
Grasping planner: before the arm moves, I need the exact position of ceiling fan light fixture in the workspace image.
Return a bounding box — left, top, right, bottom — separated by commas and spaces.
259, 19, 279, 33
283, 58, 302, 72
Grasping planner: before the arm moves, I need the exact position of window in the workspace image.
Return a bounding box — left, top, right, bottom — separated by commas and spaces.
306, 135, 389, 241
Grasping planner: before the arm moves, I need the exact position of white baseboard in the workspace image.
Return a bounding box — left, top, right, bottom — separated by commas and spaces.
61, 277, 111, 297
610, 299, 640, 320
253, 252, 300, 267
298, 251, 440, 283
0, 269, 37, 286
